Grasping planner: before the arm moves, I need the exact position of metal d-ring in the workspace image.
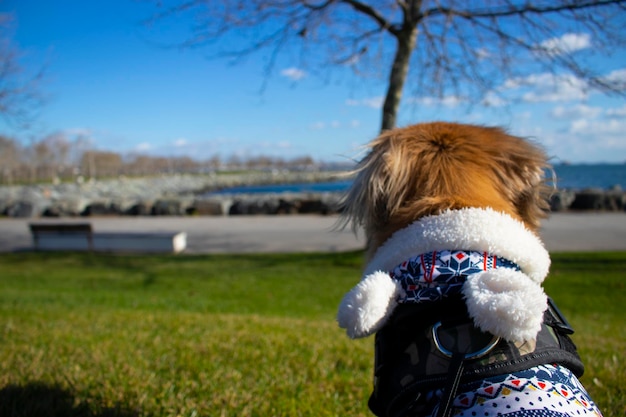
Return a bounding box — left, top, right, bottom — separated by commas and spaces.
432, 321, 501, 360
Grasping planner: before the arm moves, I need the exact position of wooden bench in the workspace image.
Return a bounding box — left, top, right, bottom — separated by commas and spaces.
30, 223, 94, 251
29, 223, 187, 253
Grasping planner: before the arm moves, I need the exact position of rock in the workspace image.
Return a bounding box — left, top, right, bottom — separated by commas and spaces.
603, 188, 625, 211
126, 201, 153, 216
0, 198, 14, 215
296, 199, 327, 214
5, 201, 38, 218
570, 189, 609, 211
107, 201, 126, 216
49, 197, 88, 216
42, 206, 63, 217
82, 202, 114, 216
229, 200, 254, 215
276, 199, 298, 215
261, 199, 280, 215
550, 189, 576, 211
152, 199, 184, 216
228, 199, 276, 215
189, 199, 227, 216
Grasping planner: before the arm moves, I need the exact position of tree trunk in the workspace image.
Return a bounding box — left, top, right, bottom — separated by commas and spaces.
381, 26, 418, 132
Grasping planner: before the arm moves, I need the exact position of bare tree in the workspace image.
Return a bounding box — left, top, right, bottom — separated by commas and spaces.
0, 13, 44, 128
148, 0, 626, 131
32, 139, 54, 181
38, 133, 72, 179
80, 150, 123, 178
0, 135, 19, 184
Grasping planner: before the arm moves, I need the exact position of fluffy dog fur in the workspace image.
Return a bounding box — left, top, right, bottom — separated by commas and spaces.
338, 122, 602, 417
341, 121, 549, 257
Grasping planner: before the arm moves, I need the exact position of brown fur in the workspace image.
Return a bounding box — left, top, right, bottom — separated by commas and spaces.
340, 122, 551, 257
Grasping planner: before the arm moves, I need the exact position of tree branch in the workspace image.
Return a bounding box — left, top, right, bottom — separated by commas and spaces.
422, 0, 626, 19
338, 0, 400, 36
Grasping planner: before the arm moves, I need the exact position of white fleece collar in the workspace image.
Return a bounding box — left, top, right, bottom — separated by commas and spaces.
337, 208, 551, 343
365, 207, 550, 281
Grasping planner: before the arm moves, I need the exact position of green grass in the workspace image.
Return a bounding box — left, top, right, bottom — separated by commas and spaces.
0, 251, 624, 416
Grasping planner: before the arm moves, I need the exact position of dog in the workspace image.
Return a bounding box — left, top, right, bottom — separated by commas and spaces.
337, 122, 602, 417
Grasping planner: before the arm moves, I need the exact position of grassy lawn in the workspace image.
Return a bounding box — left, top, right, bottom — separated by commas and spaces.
0, 251, 624, 416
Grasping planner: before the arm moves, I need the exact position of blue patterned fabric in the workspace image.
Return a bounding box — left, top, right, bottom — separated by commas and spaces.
389, 250, 520, 303
381, 251, 603, 416
427, 364, 603, 416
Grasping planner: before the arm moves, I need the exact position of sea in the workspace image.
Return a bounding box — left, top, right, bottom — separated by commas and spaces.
209, 164, 626, 195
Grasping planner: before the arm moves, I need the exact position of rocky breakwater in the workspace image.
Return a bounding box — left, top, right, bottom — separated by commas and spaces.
549, 185, 626, 212
1, 172, 624, 218
0, 172, 347, 218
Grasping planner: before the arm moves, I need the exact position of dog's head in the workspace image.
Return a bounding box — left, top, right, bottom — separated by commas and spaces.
341, 122, 550, 256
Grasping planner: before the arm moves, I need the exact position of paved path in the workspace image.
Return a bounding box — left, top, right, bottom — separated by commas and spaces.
1, 213, 625, 254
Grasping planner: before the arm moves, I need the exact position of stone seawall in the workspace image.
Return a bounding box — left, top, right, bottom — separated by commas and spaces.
0, 173, 346, 218
0, 174, 624, 218
549, 187, 625, 212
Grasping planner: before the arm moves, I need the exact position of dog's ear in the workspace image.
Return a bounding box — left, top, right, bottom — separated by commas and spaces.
485, 129, 551, 231
339, 129, 419, 239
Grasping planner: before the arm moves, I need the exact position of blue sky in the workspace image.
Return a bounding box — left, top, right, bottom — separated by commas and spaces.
2, 0, 626, 163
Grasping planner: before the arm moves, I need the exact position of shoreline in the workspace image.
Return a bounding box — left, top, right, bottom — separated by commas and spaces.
0, 172, 348, 218
1, 171, 625, 218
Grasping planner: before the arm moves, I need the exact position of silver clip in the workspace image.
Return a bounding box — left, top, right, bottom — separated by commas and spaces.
432, 321, 501, 360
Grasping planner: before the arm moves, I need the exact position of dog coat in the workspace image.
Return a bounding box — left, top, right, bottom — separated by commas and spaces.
337, 208, 603, 417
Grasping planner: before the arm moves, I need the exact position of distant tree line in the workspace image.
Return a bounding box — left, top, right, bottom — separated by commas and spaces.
0, 135, 319, 185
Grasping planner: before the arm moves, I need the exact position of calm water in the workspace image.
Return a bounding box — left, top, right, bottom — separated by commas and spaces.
209, 164, 626, 195
210, 180, 354, 195
550, 164, 626, 190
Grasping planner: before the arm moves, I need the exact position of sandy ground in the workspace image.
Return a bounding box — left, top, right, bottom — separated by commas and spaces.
1, 212, 625, 254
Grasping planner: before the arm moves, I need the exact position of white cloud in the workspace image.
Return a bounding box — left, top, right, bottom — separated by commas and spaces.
603, 68, 626, 90
570, 118, 626, 135
606, 104, 626, 117
570, 119, 589, 132
498, 66, 626, 105
280, 67, 307, 81
134, 142, 152, 152
415, 95, 463, 107
481, 92, 507, 107
540, 119, 626, 163
256, 140, 292, 150
173, 138, 188, 147
538, 33, 591, 56
476, 48, 490, 59
309, 120, 356, 130
550, 104, 602, 119
63, 127, 93, 137
345, 96, 384, 109
503, 73, 588, 102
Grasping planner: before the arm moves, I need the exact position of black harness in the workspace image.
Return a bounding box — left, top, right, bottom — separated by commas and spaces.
368, 296, 584, 417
